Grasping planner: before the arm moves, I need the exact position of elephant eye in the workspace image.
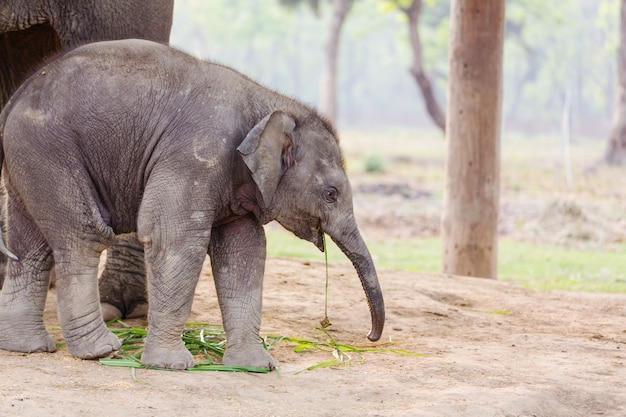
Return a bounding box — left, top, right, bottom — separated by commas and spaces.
322, 187, 338, 203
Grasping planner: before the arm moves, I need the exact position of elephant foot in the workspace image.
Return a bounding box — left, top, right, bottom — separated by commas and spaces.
223, 344, 277, 371
142, 338, 194, 370
99, 286, 148, 320
100, 300, 149, 321
101, 301, 148, 322
0, 333, 56, 354
126, 302, 148, 319
0, 312, 56, 353
65, 324, 121, 359
100, 302, 123, 322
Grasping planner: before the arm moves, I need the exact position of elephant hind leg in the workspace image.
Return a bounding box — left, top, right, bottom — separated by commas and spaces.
37, 197, 121, 359
0, 200, 55, 354
54, 244, 121, 359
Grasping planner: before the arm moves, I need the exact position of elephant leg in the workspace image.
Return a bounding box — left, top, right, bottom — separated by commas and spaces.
209, 215, 275, 370
40, 194, 122, 359
99, 233, 148, 321
140, 243, 204, 370
0, 198, 55, 353
53, 242, 121, 359
137, 172, 214, 370
139, 235, 207, 370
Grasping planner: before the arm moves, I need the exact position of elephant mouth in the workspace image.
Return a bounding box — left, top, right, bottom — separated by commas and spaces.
313, 223, 324, 252
302, 223, 325, 252
285, 219, 325, 252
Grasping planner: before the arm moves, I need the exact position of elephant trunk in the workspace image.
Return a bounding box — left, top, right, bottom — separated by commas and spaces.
325, 216, 385, 342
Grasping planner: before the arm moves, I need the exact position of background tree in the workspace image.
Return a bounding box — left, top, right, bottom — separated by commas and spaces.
320, 0, 352, 123
605, 0, 626, 165
393, 0, 446, 132
441, 0, 505, 279
281, 0, 352, 124
169, 0, 620, 136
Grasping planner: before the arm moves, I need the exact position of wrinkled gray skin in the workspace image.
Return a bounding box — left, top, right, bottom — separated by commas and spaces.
0, 40, 385, 370
0, 0, 174, 320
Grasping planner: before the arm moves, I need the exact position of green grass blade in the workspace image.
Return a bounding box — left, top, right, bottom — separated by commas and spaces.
187, 364, 271, 373
99, 358, 144, 368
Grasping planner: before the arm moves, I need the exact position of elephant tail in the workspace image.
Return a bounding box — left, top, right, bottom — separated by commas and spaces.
0, 101, 7, 169
0, 237, 18, 261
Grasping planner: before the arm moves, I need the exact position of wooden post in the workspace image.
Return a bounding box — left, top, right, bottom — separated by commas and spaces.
441, 0, 505, 279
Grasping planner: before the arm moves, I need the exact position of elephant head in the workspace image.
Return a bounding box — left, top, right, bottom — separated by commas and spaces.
237, 110, 385, 342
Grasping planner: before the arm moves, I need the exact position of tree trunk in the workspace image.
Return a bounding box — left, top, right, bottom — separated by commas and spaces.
605, 0, 626, 165
401, 0, 446, 132
319, 0, 350, 124
441, 0, 505, 279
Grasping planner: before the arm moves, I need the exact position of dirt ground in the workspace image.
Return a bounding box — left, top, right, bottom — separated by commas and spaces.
0, 254, 624, 417
1, 151, 625, 416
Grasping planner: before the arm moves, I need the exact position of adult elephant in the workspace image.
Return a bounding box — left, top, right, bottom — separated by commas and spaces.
0, 0, 174, 319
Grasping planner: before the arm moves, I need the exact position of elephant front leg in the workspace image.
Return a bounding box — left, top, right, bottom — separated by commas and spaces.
210, 216, 275, 370
139, 238, 208, 370
137, 173, 216, 370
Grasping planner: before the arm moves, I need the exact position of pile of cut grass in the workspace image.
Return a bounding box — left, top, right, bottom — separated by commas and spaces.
98, 320, 421, 373
264, 327, 422, 372
100, 320, 270, 373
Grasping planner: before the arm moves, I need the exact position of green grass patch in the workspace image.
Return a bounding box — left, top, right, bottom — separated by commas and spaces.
265, 228, 440, 273
266, 228, 626, 293
499, 240, 626, 293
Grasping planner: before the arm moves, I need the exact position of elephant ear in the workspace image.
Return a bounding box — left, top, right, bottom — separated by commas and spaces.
237, 111, 295, 207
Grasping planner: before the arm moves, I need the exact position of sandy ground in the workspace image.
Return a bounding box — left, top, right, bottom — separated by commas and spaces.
0, 256, 624, 417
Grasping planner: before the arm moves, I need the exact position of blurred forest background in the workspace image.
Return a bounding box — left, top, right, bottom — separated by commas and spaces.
168, 0, 626, 291
170, 0, 618, 138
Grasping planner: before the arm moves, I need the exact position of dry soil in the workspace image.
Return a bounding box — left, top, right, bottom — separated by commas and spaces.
0, 256, 624, 417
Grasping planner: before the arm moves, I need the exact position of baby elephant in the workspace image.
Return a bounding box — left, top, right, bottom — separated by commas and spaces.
0, 39, 384, 370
